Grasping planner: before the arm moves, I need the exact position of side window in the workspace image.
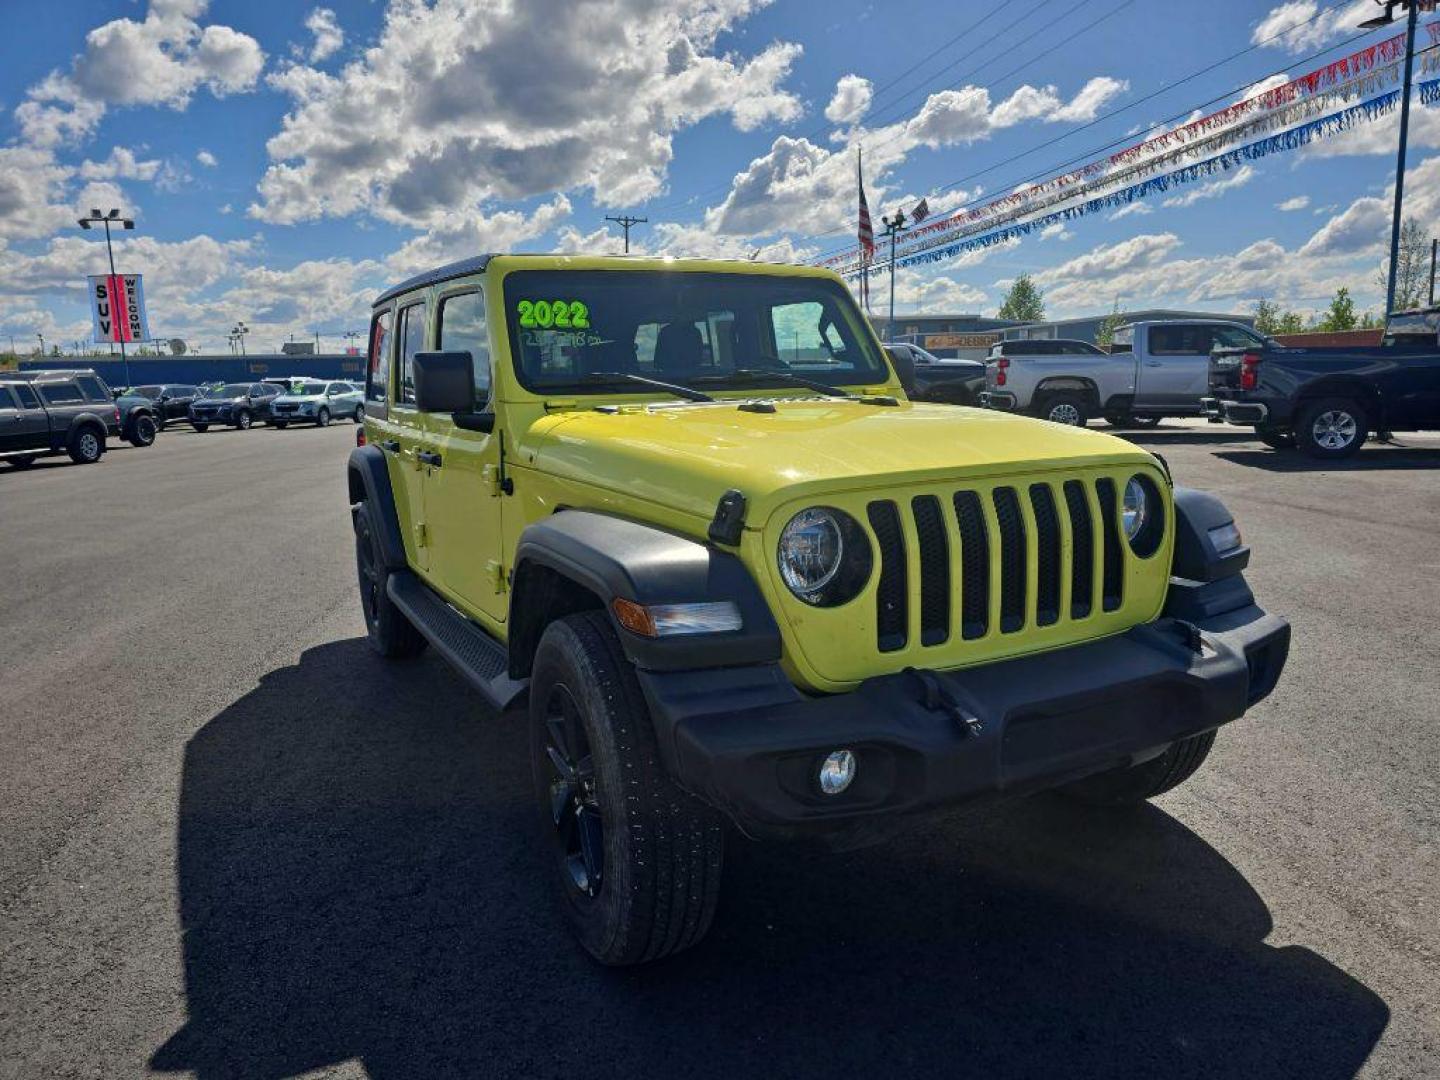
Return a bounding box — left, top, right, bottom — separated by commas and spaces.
1149, 326, 1208, 355
77, 376, 109, 402
437, 291, 491, 408
0, 386, 15, 408
367, 308, 392, 404
40, 383, 84, 404
327, 382, 348, 395
397, 302, 427, 405
13, 383, 39, 408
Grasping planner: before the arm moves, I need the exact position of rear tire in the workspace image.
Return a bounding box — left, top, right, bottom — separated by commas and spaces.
353, 501, 427, 658
68, 427, 104, 464
1062, 730, 1217, 806
530, 611, 724, 966
193, 423, 209, 433
273, 421, 289, 429
1295, 396, 1366, 460
353, 404, 365, 423
7, 455, 37, 469
235, 410, 253, 430
1038, 391, 1090, 427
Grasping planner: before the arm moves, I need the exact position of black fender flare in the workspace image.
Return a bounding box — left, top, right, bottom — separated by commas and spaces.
510, 510, 782, 675
346, 444, 407, 569
1163, 487, 1257, 622
66, 412, 110, 445
120, 404, 154, 436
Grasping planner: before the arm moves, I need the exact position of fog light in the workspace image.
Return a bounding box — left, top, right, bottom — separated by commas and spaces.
818, 749, 856, 795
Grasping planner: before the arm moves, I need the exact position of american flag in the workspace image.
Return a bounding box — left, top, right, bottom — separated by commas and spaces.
911, 197, 930, 223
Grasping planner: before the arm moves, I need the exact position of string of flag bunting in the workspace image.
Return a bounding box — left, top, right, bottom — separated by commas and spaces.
829, 26, 1440, 280
852, 77, 1440, 281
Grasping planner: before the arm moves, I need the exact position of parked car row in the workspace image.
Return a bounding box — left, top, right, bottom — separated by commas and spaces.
1, 369, 367, 469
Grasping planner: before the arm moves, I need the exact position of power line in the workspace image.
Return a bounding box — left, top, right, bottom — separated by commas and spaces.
646, 0, 1070, 215
603, 214, 647, 253
805, 9, 1381, 257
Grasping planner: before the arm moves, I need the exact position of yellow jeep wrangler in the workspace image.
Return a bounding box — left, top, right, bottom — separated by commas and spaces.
347, 254, 1289, 965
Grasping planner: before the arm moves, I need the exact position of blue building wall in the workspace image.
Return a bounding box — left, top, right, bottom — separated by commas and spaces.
18, 353, 366, 387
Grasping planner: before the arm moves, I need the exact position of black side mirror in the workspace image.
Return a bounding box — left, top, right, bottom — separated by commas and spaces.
414, 351, 475, 413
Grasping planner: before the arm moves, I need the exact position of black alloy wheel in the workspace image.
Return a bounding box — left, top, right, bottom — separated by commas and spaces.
541, 684, 604, 898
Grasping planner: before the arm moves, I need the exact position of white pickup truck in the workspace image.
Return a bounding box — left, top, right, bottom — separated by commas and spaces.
980, 319, 1266, 426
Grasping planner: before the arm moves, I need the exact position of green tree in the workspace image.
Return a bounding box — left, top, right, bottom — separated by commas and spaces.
1316, 286, 1358, 332
997, 274, 1045, 322
1359, 310, 1380, 330
1274, 310, 1308, 335
1252, 298, 1282, 335
1377, 216, 1431, 312
1095, 297, 1126, 348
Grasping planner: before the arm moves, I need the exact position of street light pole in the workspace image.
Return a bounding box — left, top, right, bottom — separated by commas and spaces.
77, 208, 136, 386
881, 210, 909, 343
1361, 1, 1421, 315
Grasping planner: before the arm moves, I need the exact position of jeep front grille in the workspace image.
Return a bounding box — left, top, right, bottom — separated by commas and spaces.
865, 476, 1134, 653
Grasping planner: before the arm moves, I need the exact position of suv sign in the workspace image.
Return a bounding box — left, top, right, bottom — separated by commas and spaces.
88, 274, 150, 344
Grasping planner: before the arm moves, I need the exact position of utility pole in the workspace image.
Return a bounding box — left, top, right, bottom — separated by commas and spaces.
77, 207, 136, 386
1359, 1, 1421, 314
604, 215, 647, 253
1430, 237, 1437, 306
881, 210, 910, 343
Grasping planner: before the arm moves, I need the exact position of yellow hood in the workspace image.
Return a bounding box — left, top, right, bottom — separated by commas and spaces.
532, 397, 1158, 526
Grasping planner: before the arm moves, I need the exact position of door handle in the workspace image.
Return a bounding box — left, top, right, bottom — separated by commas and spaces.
1144, 360, 1163, 367
417, 450, 442, 468
380, 439, 400, 453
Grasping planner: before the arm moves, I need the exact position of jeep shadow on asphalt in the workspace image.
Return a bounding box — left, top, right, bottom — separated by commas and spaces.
152, 639, 1387, 1080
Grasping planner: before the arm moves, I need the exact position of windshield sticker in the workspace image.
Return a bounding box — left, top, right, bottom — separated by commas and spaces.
517, 300, 591, 330
521, 330, 608, 349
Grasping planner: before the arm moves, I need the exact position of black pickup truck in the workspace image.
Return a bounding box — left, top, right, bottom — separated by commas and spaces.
0, 369, 122, 467
1204, 306, 1440, 459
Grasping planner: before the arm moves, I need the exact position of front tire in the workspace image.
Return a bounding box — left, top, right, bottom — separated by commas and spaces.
530, 611, 724, 966
68, 427, 104, 464
235, 410, 253, 430
353, 501, 427, 658
1038, 391, 1089, 427
1062, 730, 1217, 806
353, 404, 365, 423
192, 423, 209, 433
273, 421, 289, 429
1295, 396, 1366, 459
317, 406, 331, 428
127, 415, 157, 447
7, 455, 37, 469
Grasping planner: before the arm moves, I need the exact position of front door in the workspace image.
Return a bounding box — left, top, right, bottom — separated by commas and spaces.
7, 383, 53, 449
416, 286, 508, 624
1135, 324, 1214, 410
388, 300, 431, 571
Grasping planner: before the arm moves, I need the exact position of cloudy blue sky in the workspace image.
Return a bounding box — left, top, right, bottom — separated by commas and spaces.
1, 0, 1437, 353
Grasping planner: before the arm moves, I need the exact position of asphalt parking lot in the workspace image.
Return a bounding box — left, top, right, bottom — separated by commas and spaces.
1, 419, 1437, 1079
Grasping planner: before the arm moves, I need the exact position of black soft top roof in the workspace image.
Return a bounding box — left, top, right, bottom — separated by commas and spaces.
374, 255, 496, 307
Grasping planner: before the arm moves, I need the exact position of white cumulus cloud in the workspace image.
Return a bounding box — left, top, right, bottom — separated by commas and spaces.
304, 8, 344, 63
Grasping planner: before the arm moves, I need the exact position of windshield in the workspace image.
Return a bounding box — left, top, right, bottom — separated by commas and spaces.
132, 386, 161, 399
206, 384, 251, 398
503, 270, 889, 394
287, 382, 327, 396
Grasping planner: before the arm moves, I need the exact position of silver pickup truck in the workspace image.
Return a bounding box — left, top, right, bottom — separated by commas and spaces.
980, 320, 1265, 426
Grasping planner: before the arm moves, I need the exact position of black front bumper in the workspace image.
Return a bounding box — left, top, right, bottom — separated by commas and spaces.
639, 583, 1288, 839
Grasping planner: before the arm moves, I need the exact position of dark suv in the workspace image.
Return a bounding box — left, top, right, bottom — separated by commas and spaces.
123, 384, 202, 430
0, 369, 122, 468
188, 382, 283, 431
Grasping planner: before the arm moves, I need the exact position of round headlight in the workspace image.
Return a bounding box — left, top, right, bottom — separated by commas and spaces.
1122, 474, 1165, 558
777, 507, 872, 606
779, 508, 844, 596
1122, 477, 1148, 540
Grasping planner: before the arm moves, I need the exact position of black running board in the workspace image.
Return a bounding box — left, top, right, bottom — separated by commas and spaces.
387, 570, 528, 710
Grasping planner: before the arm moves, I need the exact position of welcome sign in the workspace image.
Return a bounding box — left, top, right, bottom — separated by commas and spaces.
88, 274, 149, 344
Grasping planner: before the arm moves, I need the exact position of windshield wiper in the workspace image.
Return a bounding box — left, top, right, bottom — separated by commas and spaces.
585, 371, 715, 403
690, 368, 855, 398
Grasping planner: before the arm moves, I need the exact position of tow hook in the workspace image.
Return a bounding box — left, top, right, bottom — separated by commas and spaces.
905, 668, 985, 738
